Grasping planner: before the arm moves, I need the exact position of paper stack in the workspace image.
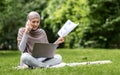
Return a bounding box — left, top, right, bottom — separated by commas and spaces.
57, 20, 78, 37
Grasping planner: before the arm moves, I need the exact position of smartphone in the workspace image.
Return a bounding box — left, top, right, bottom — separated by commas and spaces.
26, 20, 30, 26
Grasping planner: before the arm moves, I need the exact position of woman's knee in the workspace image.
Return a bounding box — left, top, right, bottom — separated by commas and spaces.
21, 53, 32, 62
54, 54, 62, 62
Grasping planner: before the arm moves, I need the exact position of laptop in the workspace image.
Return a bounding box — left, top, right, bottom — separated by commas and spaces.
32, 43, 58, 58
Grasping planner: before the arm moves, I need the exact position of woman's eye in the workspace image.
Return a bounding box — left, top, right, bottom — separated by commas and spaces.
32, 21, 35, 23
37, 21, 39, 23
32, 21, 39, 23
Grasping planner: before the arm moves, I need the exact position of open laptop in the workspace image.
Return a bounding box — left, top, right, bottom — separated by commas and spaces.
32, 43, 58, 58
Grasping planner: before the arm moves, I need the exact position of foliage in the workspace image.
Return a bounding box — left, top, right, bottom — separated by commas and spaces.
0, 0, 120, 49
42, 0, 90, 48
0, 0, 48, 50
81, 0, 120, 48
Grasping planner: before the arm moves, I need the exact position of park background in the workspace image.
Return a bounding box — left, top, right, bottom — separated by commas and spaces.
0, 0, 120, 50
0, 0, 120, 75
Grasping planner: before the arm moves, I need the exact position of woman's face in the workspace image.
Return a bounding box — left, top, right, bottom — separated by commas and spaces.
30, 18, 40, 30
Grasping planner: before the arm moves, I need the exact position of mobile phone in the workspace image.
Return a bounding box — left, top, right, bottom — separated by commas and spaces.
26, 20, 30, 26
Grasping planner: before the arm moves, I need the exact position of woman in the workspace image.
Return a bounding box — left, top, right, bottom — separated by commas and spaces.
17, 11, 64, 68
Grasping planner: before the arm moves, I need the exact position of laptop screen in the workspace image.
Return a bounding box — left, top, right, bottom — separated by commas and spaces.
32, 43, 58, 58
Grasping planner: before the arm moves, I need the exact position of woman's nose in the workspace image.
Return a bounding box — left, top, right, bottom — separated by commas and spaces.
34, 22, 38, 26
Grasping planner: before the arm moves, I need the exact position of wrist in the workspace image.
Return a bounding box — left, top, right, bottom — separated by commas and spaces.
54, 41, 59, 45
25, 29, 30, 34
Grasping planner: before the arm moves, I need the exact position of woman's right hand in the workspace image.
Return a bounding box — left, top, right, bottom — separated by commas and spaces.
25, 20, 32, 34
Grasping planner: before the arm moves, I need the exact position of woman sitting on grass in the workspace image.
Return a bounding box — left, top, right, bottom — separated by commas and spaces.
17, 11, 64, 68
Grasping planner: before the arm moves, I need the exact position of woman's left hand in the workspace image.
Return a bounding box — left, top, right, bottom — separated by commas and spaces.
54, 37, 64, 45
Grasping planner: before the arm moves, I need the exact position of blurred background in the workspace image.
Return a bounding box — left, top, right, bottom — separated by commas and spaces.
0, 0, 120, 50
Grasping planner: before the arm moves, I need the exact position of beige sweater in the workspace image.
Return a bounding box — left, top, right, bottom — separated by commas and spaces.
17, 27, 48, 54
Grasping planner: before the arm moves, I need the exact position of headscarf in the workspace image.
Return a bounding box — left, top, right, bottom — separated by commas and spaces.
27, 11, 40, 20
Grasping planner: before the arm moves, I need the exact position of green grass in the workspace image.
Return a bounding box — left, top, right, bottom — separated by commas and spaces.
0, 48, 120, 75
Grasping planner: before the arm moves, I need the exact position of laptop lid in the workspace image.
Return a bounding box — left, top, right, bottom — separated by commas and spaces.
32, 43, 58, 58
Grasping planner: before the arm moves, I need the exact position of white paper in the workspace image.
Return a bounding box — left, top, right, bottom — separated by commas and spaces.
57, 20, 78, 37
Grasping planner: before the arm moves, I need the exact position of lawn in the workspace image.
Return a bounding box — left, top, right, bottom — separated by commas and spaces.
0, 48, 120, 75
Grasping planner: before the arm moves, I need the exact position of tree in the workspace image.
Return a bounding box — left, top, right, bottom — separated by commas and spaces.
42, 0, 90, 48
0, 0, 48, 50
81, 0, 120, 48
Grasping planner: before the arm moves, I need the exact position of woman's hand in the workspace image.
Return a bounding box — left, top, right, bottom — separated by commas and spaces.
25, 20, 32, 34
54, 37, 64, 45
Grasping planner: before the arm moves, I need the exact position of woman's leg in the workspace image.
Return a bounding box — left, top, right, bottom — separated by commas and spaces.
21, 53, 47, 67
43, 54, 62, 66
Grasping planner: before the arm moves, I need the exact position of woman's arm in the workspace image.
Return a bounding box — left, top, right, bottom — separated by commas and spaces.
18, 33, 28, 52
18, 21, 32, 52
